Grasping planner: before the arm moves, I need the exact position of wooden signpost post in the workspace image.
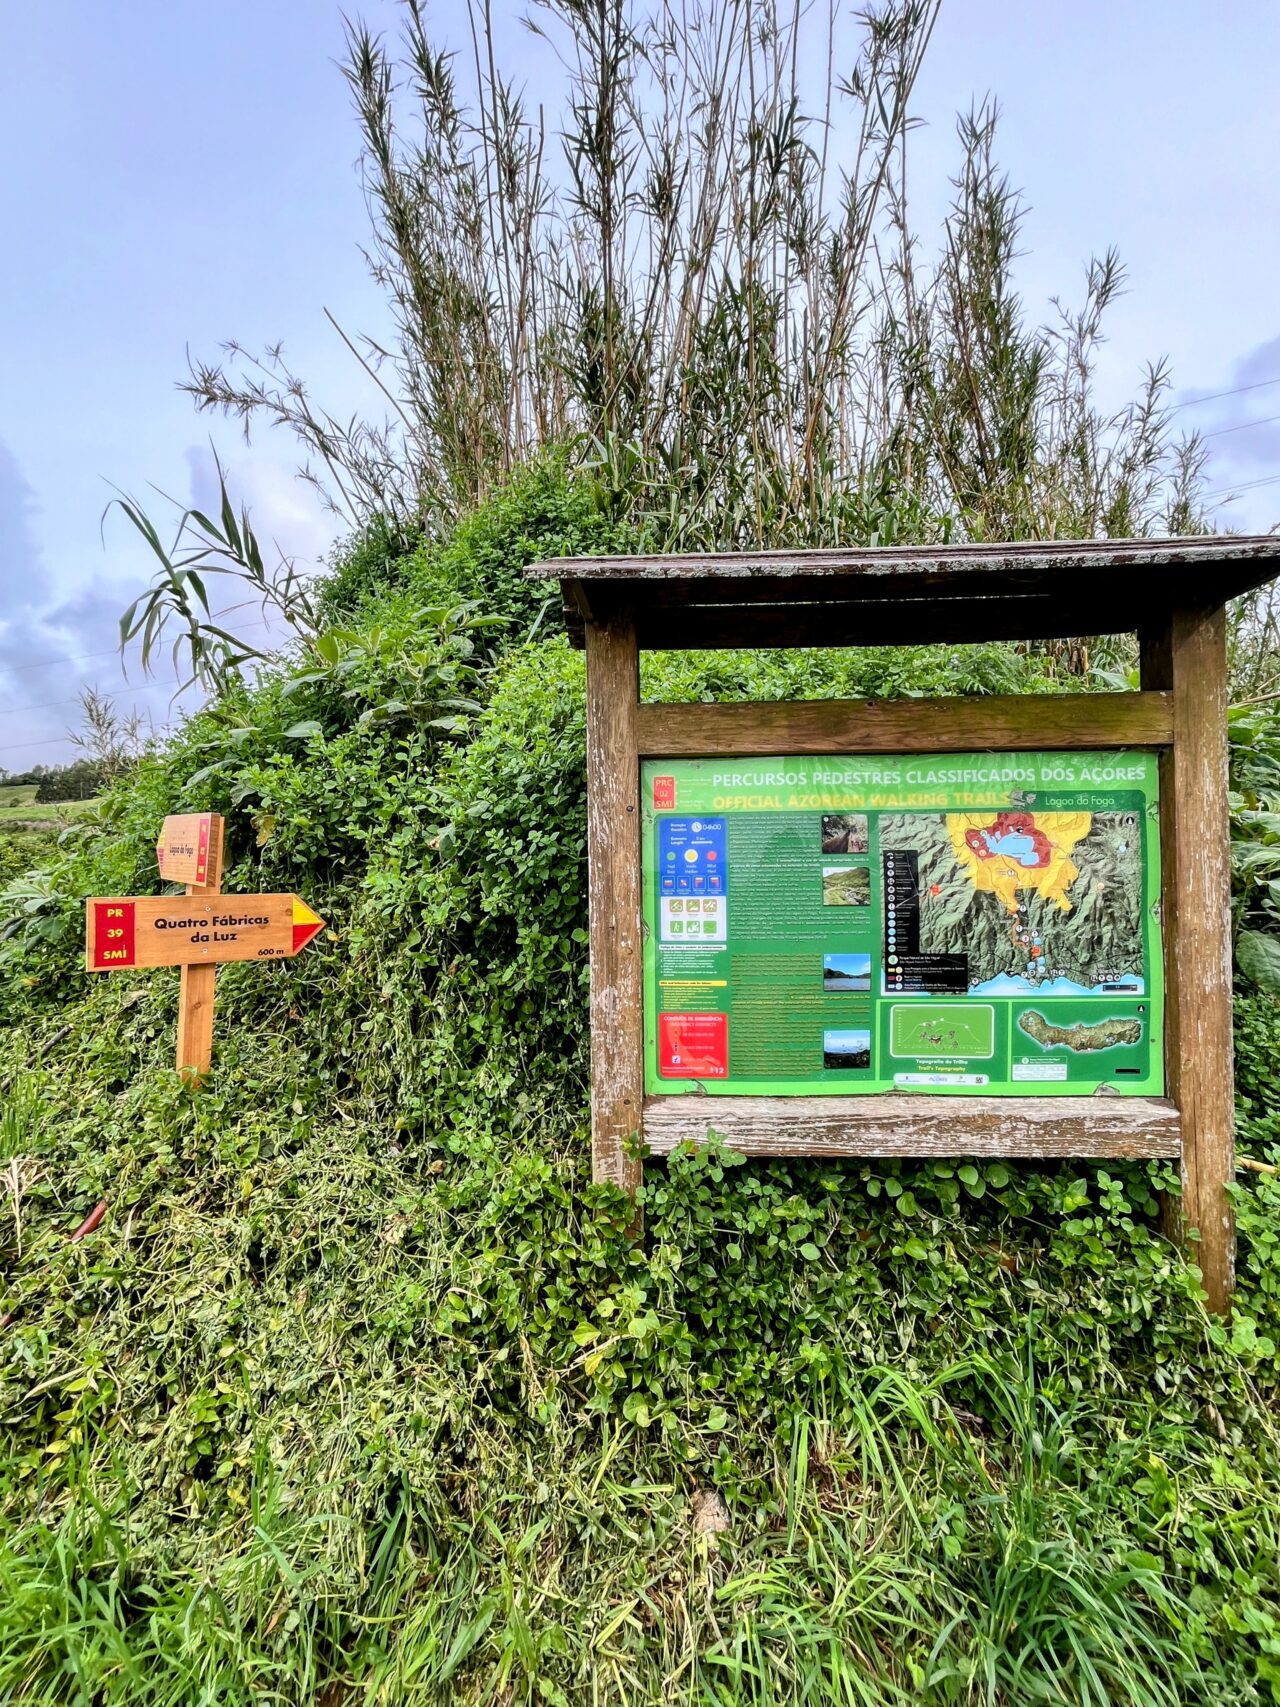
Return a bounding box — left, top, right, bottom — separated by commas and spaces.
528, 535, 1280, 1314
86, 813, 325, 1080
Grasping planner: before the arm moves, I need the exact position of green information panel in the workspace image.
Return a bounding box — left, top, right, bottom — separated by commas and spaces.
641, 751, 1164, 1097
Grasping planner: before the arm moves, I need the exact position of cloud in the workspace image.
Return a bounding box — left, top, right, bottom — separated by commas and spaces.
0, 438, 42, 609
184, 443, 341, 571
1177, 335, 1280, 533
0, 437, 190, 772
0, 438, 106, 769
0, 437, 345, 774
181, 443, 344, 652
1230, 337, 1280, 392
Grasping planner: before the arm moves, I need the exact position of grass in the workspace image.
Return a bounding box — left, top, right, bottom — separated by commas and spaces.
0, 789, 98, 829
1, 928, 1277, 1702
2, 483, 1280, 1701
0, 1315, 1248, 1704
822, 866, 871, 906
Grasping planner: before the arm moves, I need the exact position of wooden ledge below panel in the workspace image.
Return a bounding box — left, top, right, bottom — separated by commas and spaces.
642, 1094, 1181, 1159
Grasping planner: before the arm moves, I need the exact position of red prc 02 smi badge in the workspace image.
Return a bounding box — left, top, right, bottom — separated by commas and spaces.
652, 774, 676, 809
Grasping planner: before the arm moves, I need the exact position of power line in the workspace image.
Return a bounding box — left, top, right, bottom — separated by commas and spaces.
1206, 470, 1280, 497
1205, 472, 1280, 503
0, 733, 101, 754
0, 608, 312, 748
1174, 376, 1280, 412
1200, 411, 1280, 441
0, 639, 147, 676
0, 677, 193, 719
0, 726, 172, 758
0, 608, 303, 728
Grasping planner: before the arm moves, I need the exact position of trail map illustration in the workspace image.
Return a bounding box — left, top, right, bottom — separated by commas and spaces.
642, 752, 1163, 1097
879, 808, 1145, 996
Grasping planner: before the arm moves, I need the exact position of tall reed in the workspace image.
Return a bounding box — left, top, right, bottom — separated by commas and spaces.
184, 0, 1204, 550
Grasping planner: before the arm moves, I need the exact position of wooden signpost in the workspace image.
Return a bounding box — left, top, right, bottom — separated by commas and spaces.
86, 894, 325, 970
86, 813, 325, 1079
527, 535, 1280, 1314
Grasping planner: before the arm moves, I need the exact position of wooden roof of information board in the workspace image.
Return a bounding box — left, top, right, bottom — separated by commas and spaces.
527, 534, 1280, 650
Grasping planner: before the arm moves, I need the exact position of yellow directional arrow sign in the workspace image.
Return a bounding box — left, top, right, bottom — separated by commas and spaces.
86, 894, 325, 972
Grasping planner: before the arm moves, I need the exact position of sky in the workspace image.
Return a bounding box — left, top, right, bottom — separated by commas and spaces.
2, 0, 1279, 771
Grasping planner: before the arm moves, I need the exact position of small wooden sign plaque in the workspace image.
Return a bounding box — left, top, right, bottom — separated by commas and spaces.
156, 813, 222, 886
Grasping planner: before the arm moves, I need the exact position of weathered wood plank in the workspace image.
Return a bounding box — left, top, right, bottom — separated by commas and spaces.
619, 595, 1146, 652
584, 611, 644, 1197
1141, 605, 1235, 1311
643, 1095, 1181, 1158
556, 563, 1246, 611
530, 534, 1280, 603
634, 691, 1172, 756
176, 964, 217, 1081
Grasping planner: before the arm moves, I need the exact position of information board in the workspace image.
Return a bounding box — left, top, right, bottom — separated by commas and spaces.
641, 751, 1163, 1097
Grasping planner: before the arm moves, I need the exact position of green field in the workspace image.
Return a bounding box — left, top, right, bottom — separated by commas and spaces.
822, 862, 870, 905
0, 784, 98, 828
890, 1001, 995, 1059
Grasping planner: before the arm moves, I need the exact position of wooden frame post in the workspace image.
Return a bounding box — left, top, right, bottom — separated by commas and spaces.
1141, 602, 1235, 1312
584, 604, 644, 1194
175, 816, 225, 1083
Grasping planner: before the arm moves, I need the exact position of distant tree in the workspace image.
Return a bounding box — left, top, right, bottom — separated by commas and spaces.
34, 759, 104, 803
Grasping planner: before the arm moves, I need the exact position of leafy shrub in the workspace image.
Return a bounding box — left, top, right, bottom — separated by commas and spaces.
394, 451, 650, 634
0, 829, 55, 886
5, 466, 1280, 1703
1230, 703, 1280, 996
